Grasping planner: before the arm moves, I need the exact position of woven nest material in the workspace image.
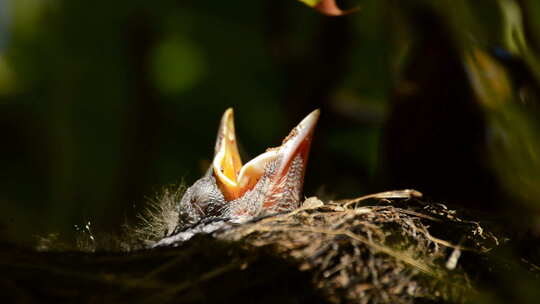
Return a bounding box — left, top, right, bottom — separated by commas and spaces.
7, 189, 501, 304
213, 191, 499, 304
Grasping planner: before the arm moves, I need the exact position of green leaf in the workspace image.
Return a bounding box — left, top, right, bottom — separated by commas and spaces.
298, 0, 322, 8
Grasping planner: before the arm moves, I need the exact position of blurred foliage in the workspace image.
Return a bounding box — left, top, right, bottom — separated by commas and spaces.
466, 48, 540, 208
1, 0, 540, 302
0, 0, 539, 253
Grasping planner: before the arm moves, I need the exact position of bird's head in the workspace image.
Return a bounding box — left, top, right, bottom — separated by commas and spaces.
176, 108, 319, 229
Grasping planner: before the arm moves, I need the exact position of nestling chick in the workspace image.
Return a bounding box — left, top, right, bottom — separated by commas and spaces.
155, 108, 319, 246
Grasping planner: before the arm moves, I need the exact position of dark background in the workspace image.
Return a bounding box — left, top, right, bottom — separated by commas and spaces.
1, 0, 540, 245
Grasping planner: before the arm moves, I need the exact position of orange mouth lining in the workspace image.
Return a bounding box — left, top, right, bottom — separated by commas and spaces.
212, 108, 319, 201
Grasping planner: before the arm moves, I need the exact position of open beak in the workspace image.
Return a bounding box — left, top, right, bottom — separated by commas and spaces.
212, 108, 320, 208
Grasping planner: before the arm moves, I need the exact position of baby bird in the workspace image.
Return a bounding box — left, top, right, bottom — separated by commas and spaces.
155, 108, 319, 246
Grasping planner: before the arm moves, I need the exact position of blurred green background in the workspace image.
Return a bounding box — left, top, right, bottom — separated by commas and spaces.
1, 0, 540, 249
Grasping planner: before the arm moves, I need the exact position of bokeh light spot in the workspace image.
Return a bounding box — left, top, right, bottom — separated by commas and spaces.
151, 38, 206, 95
0, 54, 16, 96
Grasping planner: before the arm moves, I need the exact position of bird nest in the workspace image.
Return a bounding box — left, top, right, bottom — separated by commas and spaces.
213, 191, 499, 304
26, 189, 500, 304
